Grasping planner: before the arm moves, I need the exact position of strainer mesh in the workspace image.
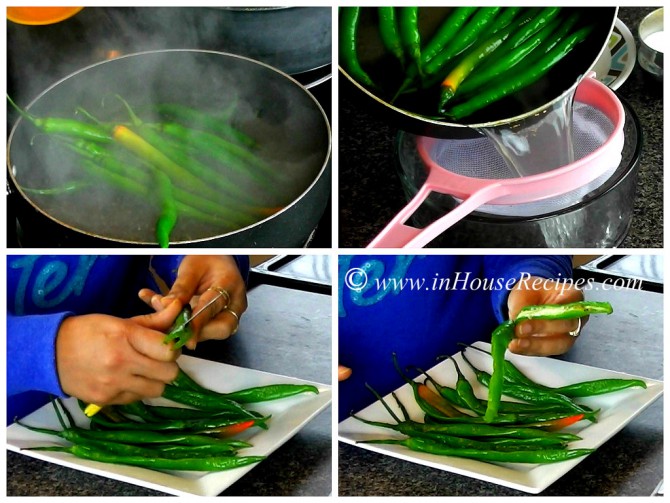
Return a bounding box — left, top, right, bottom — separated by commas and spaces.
425, 102, 618, 216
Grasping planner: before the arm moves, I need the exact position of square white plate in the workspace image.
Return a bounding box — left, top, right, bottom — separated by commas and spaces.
338, 342, 663, 494
7, 355, 332, 496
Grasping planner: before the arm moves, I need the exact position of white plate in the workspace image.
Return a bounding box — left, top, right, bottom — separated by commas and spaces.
593, 18, 636, 90
338, 342, 663, 494
7, 355, 332, 496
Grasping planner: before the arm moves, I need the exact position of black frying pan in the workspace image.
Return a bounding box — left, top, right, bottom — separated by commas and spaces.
7, 50, 331, 247
340, 7, 618, 139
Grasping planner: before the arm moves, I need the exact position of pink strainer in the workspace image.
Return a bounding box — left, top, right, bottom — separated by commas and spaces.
368, 75, 625, 248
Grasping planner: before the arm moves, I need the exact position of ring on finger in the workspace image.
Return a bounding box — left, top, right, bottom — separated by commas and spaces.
568, 318, 582, 337
224, 307, 240, 335
207, 286, 231, 309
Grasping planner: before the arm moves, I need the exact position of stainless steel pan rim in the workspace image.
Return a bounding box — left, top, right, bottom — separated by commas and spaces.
7, 49, 332, 246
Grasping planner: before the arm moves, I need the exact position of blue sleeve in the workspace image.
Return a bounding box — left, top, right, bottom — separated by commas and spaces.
485, 255, 573, 322
147, 255, 185, 292
233, 255, 250, 284
7, 311, 71, 397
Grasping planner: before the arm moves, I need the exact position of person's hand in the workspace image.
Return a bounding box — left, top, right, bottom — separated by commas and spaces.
507, 276, 585, 356
338, 365, 352, 381
139, 256, 247, 349
55, 300, 183, 406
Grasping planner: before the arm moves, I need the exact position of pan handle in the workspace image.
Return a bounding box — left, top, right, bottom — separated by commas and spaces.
367, 182, 511, 248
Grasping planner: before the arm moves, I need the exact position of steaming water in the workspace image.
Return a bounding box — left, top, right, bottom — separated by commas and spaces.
9, 50, 329, 244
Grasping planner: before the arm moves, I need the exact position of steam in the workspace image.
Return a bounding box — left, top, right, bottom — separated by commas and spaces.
8, 12, 330, 244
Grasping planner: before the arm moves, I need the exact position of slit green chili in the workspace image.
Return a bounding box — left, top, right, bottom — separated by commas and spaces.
483, 320, 515, 422
163, 306, 194, 349
515, 300, 613, 322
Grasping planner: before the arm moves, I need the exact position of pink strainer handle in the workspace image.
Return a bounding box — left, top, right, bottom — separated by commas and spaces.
367, 182, 512, 248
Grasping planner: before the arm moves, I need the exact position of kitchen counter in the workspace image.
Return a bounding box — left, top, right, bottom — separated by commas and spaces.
7, 280, 332, 496
338, 278, 663, 496
339, 7, 663, 248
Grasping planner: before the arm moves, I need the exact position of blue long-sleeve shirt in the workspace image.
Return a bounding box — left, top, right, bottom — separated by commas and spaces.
7, 255, 249, 423
338, 255, 572, 422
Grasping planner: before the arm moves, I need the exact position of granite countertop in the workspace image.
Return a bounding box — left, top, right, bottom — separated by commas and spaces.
7, 280, 332, 496
339, 7, 663, 248
339, 280, 663, 496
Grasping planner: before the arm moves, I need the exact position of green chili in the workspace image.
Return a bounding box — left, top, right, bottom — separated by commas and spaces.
391, 353, 467, 420
351, 385, 580, 445
352, 415, 562, 452
421, 7, 479, 65
443, 25, 593, 120
78, 156, 233, 229
168, 367, 318, 404
359, 437, 593, 464
210, 383, 320, 404
117, 401, 163, 423
399, 8, 422, 74
515, 300, 613, 322
437, 14, 529, 110
500, 7, 562, 52
8, 95, 112, 142
393, 7, 478, 99
461, 352, 595, 419
460, 344, 545, 389
153, 122, 276, 189
440, 354, 484, 414
75, 428, 252, 448
154, 170, 178, 248
340, 7, 377, 90
352, 388, 580, 442
424, 7, 502, 77
143, 405, 245, 421
378, 7, 405, 65
554, 379, 648, 398
457, 14, 563, 95
418, 363, 565, 415
171, 367, 205, 392
112, 125, 211, 195
163, 306, 193, 349
114, 94, 263, 206
27, 444, 265, 471
89, 408, 266, 433
481, 7, 524, 36
460, 344, 645, 399
483, 320, 515, 422
82, 437, 242, 459
154, 103, 255, 148
160, 385, 260, 418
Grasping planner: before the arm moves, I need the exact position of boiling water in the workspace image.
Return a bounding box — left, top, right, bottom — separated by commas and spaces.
476, 87, 577, 178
